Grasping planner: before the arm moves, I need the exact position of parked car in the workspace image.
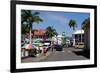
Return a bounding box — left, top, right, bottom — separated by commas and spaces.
32, 39, 44, 53
53, 44, 63, 51
75, 42, 84, 49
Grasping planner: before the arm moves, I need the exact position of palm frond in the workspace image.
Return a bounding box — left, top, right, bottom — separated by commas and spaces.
68, 19, 77, 30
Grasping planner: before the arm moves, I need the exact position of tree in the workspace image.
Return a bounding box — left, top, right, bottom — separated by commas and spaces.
68, 19, 77, 46
62, 32, 67, 47
45, 26, 58, 39
21, 10, 43, 44
21, 22, 30, 34
81, 17, 90, 42
68, 19, 77, 30
82, 17, 90, 28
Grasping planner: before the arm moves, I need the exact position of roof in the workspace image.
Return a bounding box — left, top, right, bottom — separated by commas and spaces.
33, 29, 46, 36
73, 30, 84, 34
57, 35, 63, 38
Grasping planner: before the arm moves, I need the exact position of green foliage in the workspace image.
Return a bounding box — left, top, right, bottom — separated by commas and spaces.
62, 37, 67, 46
82, 17, 90, 28
21, 10, 43, 34
61, 32, 67, 46
21, 23, 30, 34
68, 19, 77, 30
45, 26, 58, 38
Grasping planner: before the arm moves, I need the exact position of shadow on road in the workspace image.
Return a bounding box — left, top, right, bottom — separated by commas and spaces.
72, 49, 90, 59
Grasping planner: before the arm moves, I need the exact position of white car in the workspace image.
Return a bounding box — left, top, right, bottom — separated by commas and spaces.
42, 41, 51, 51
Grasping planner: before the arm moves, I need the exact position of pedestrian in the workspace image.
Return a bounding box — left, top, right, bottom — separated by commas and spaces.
43, 47, 48, 56
51, 42, 54, 52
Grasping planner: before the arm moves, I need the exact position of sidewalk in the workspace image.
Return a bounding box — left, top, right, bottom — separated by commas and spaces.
21, 51, 52, 63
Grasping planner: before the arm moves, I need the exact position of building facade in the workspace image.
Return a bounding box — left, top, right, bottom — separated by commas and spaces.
82, 23, 90, 49
72, 30, 84, 46
32, 29, 46, 39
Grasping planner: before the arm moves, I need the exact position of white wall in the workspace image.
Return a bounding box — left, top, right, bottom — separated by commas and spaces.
0, 0, 99, 73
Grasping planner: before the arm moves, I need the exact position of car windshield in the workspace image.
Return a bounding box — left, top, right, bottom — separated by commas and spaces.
43, 41, 51, 43
33, 44, 39, 46
33, 40, 42, 43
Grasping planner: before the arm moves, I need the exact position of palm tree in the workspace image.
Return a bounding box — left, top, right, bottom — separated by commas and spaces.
21, 10, 43, 44
68, 19, 77, 46
81, 17, 90, 42
68, 19, 77, 30
62, 32, 67, 47
82, 17, 90, 28
21, 22, 30, 34
45, 26, 58, 39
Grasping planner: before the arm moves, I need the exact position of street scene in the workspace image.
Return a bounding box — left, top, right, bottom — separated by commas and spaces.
22, 47, 88, 62
21, 10, 90, 63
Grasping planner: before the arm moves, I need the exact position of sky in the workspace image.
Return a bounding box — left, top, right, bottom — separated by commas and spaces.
32, 10, 90, 37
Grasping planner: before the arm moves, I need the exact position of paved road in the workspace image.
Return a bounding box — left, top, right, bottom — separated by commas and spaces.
21, 47, 88, 63
42, 47, 88, 62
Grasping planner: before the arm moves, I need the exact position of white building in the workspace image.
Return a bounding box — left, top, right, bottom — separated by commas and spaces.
57, 35, 64, 45
52, 35, 64, 45
72, 30, 84, 46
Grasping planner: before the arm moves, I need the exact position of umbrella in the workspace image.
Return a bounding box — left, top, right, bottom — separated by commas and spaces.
25, 44, 33, 50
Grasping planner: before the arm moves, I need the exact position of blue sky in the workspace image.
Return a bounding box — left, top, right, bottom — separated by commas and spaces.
32, 10, 90, 37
